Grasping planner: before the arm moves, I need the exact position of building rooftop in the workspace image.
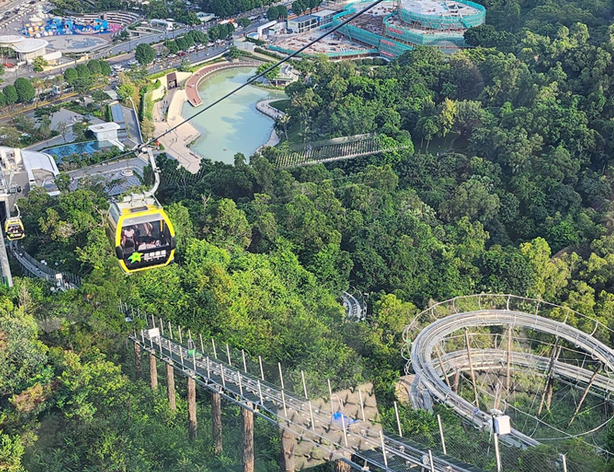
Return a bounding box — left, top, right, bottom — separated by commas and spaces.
312, 9, 337, 17
89, 122, 121, 132
11, 38, 48, 53
401, 0, 482, 17
0, 147, 60, 197
110, 103, 125, 124
0, 35, 48, 53
291, 14, 318, 22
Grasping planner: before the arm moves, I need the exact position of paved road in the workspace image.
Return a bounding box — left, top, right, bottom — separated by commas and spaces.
0, 44, 229, 121
98, 27, 187, 58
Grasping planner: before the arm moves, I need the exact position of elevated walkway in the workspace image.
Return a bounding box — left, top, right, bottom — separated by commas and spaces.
8, 241, 80, 289
130, 307, 484, 472
274, 134, 412, 168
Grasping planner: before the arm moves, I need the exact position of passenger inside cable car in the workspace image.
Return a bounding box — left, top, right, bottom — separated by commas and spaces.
108, 201, 175, 273
5, 218, 24, 240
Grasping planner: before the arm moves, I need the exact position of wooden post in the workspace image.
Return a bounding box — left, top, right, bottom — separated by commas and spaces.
280, 427, 295, 472
464, 329, 480, 408
212, 392, 222, 453
453, 370, 460, 393
188, 377, 197, 441
166, 363, 176, 410
538, 340, 560, 415
134, 342, 142, 378
435, 345, 451, 389
506, 325, 512, 394
335, 459, 351, 472
545, 376, 555, 411
242, 405, 254, 472
568, 365, 600, 428
149, 353, 158, 390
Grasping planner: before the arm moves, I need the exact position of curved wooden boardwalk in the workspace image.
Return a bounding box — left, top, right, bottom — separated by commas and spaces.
185, 61, 261, 107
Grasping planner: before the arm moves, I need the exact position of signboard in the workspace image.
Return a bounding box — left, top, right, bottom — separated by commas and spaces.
145, 327, 160, 340
494, 415, 511, 435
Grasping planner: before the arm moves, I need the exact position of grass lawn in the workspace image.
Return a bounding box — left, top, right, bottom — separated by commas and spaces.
269, 99, 290, 113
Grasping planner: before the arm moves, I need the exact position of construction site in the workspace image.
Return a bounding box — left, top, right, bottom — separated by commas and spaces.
268, 0, 486, 58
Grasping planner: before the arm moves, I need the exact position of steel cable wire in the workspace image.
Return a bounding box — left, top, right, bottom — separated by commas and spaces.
95, 0, 389, 167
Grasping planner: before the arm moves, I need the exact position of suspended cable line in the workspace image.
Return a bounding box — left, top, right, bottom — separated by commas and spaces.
101, 0, 389, 165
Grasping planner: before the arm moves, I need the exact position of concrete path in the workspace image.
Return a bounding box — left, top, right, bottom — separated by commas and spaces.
154, 88, 202, 174
255, 99, 285, 152
256, 98, 285, 120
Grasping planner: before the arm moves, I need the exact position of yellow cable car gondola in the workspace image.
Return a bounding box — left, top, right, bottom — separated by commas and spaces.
5, 204, 24, 241
106, 149, 176, 274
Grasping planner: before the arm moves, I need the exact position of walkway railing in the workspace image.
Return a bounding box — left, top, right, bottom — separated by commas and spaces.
275, 134, 412, 168
124, 302, 483, 472
186, 61, 261, 107
8, 241, 81, 289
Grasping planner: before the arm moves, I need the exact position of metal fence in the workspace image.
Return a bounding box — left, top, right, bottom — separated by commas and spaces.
122, 301, 486, 472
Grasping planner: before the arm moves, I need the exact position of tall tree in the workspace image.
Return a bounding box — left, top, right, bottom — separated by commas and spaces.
135, 43, 156, 65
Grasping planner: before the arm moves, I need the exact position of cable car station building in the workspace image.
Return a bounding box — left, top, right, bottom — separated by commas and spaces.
0, 146, 60, 219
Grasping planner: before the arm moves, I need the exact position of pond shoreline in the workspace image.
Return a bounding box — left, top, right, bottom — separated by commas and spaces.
180, 67, 286, 165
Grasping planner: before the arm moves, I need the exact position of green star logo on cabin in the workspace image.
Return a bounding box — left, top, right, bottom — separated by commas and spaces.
128, 252, 142, 263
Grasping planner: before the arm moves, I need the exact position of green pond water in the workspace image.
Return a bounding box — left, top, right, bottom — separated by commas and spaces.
181, 67, 287, 165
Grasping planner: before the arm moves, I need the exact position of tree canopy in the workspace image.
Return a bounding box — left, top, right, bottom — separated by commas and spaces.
5, 0, 614, 469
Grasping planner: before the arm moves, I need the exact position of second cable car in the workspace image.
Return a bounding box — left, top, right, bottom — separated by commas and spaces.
5, 217, 24, 241
5, 204, 24, 241
107, 196, 176, 273
106, 148, 176, 274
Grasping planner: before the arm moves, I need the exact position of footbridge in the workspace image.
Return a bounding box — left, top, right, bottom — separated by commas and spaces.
8, 241, 80, 289
131, 307, 484, 472
274, 134, 413, 168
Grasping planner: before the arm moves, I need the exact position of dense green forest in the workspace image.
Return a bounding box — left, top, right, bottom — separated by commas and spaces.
5, 0, 614, 469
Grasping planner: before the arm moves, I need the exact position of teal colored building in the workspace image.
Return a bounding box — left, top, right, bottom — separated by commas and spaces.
331, 0, 486, 58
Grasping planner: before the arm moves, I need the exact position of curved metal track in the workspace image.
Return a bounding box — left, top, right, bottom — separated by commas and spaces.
438, 349, 614, 398
406, 306, 614, 448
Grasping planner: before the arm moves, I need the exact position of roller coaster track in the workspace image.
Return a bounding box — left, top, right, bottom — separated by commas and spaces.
438, 349, 614, 399
342, 290, 365, 321
404, 299, 614, 449
133, 315, 485, 472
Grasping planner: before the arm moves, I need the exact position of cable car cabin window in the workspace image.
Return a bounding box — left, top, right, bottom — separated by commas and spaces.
120, 214, 173, 270
108, 204, 121, 224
